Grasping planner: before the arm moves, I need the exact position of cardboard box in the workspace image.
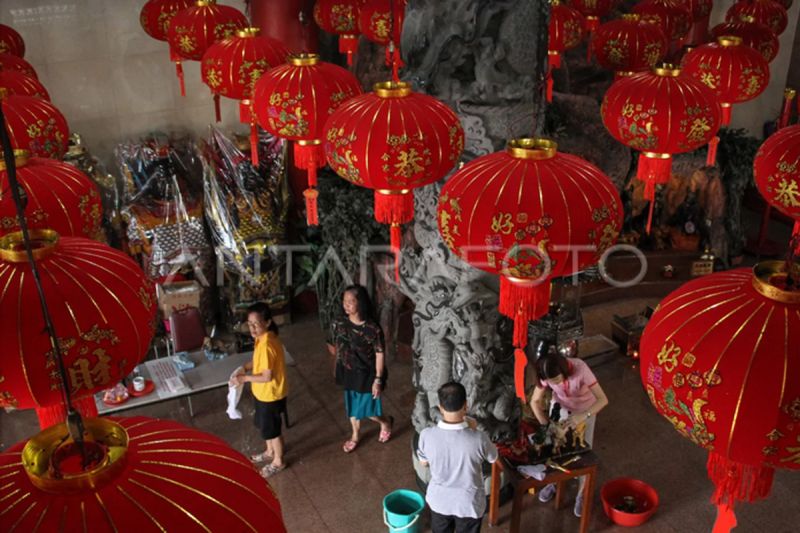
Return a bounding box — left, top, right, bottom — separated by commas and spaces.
157, 281, 201, 318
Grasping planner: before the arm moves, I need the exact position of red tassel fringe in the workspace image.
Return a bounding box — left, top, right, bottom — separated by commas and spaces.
374, 191, 414, 225
549, 53, 561, 69
706, 452, 774, 506
780, 93, 794, 129
213, 93, 221, 123
637, 153, 672, 187
721, 105, 731, 126
175, 60, 186, 97
712, 504, 738, 533
499, 276, 551, 330
239, 100, 252, 124
339, 34, 358, 66
304, 188, 319, 226
546, 71, 553, 103
36, 395, 98, 429
706, 136, 719, 166
514, 348, 527, 401
250, 123, 260, 167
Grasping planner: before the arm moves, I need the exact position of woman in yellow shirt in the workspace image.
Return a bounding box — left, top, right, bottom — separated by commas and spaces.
232, 302, 288, 478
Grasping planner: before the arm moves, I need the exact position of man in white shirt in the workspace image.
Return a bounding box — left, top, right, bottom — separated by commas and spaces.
417, 382, 498, 533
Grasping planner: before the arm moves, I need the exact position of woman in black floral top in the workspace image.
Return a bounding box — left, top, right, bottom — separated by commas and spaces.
333, 284, 393, 453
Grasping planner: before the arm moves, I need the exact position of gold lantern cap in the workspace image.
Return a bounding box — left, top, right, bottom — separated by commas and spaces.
196, 0, 215, 6
507, 138, 558, 160
237, 27, 261, 38
23, 418, 129, 494
0, 229, 59, 262
717, 35, 743, 47
653, 63, 681, 77
622, 14, 641, 22
288, 53, 320, 66
739, 15, 756, 23
752, 261, 800, 304
0, 149, 30, 170
785, 88, 796, 100
374, 81, 412, 98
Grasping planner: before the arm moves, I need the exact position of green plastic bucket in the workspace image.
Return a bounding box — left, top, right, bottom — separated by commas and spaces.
383, 489, 425, 533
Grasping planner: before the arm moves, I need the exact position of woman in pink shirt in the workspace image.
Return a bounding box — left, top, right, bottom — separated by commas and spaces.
529, 352, 609, 517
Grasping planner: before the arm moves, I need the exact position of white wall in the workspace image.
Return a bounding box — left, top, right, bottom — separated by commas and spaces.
0, 0, 247, 169
709, 0, 800, 138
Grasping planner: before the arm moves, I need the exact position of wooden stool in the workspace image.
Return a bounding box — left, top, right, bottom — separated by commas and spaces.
488, 451, 599, 533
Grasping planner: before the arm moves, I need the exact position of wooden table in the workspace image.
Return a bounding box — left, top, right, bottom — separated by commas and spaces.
488, 451, 599, 533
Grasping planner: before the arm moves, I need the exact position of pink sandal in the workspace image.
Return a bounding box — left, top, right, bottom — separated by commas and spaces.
379, 416, 394, 443
343, 440, 359, 453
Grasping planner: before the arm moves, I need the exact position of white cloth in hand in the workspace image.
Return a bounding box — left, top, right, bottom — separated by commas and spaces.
227, 366, 244, 420
517, 464, 547, 480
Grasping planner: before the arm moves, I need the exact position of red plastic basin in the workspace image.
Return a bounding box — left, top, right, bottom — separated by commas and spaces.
601, 477, 659, 527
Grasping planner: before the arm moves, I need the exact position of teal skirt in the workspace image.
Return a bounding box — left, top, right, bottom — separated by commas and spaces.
344, 390, 383, 419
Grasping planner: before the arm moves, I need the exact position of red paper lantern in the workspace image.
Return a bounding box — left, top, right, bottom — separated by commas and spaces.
1, 151, 102, 239
0, 69, 49, 100
0, 23, 24, 57
639, 263, 800, 526
139, 0, 194, 41
727, 0, 788, 35
324, 81, 464, 274
437, 139, 622, 399
0, 231, 155, 426
314, 0, 365, 66
253, 53, 362, 225
592, 14, 668, 77
681, 36, 770, 126
166, 0, 248, 96
358, 0, 407, 80
571, 0, 618, 32
202, 27, 288, 157
0, 91, 69, 159
711, 15, 780, 63
633, 0, 693, 43
0, 417, 287, 532
0, 52, 37, 79
547, 0, 584, 101
601, 64, 721, 231
753, 125, 800, 227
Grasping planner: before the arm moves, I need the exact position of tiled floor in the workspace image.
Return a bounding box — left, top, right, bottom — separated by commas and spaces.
2, 298, 799, 532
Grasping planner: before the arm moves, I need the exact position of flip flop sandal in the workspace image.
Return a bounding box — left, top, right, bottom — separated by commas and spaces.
378, 416, 394, 443
250, 451, 272, 463
260, 464, 286, 478
343, 440, 359, 453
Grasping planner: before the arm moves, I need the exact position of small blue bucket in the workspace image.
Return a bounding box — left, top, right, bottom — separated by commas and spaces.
383, 489, 425, 533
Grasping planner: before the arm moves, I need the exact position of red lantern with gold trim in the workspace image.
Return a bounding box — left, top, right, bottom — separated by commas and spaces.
633, 0, 693, 43
601, 64, 721, 231
0, 23, 24, 57
0, 417, 287, 532
358, 0, 407, 80
0, 230, 156, 427
166, 0, 248, 96
572, 0, 618, 33
324, 80, 464, 275
253, 53, 362, 226
727, 0, 788, 35
547, 0, 584, 101
0, 69, 49, 100
201, 27, 288, 160
753, 125, 800, 239
0, 90, 69, 159
437, 139, 622, 400
711, 15, 780, 63
681, 36, 770, 126
639, 262, 800, 528
0, 151, 102, 239
0, 52, 37, 79
592, 14, 668, 78
139, 0, 194, 41
314, 0, 365, 66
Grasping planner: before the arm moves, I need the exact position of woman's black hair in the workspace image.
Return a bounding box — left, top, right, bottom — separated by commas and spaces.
247, 302, 279, 334
536, 353, 571, 381
343, 284, 374, 321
